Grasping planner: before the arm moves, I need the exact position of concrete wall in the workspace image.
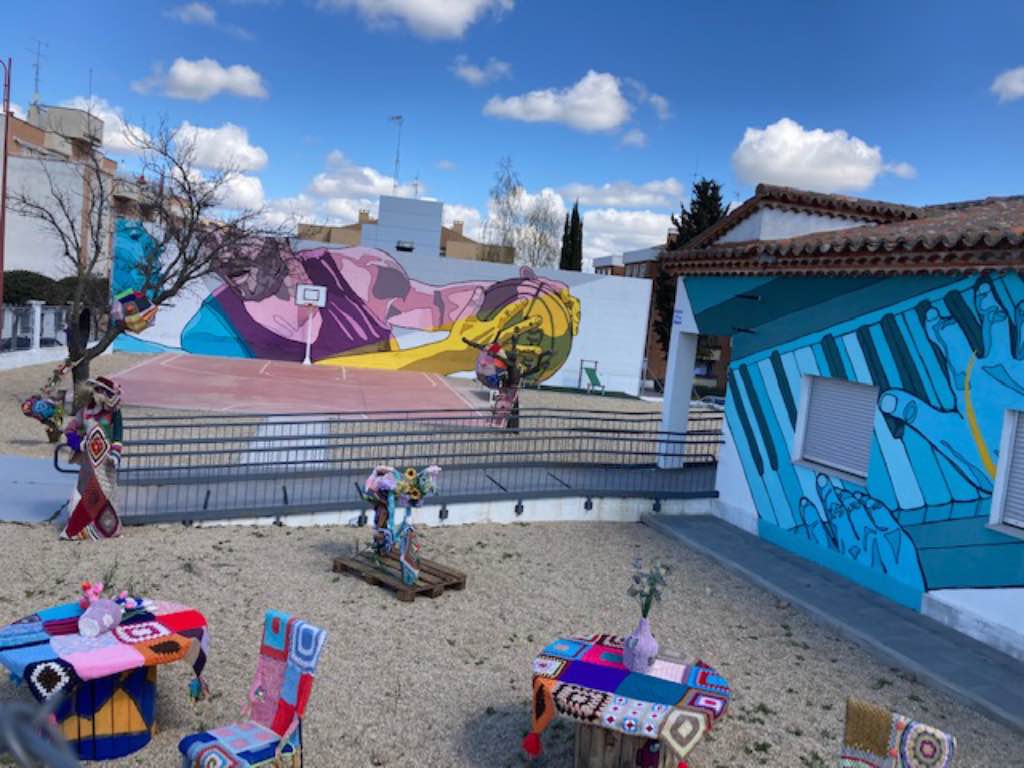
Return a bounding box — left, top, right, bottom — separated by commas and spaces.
359, 195, 443, 259
113, 222, 652, 395
714, 209, 871, 244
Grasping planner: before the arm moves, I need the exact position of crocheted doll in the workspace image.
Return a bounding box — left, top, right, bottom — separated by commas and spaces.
60, 377, 125, 540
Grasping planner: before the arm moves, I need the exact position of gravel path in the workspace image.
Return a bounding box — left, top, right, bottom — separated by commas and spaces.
0, 521, 1018, 767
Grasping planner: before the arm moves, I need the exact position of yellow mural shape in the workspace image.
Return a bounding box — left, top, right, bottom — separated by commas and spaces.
316, 288, 580, 383
964, 353, 998, 479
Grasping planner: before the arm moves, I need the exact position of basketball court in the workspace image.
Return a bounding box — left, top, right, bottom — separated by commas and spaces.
113, 353, 482, 414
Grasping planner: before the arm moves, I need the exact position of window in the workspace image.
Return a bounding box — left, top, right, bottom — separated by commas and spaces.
990, 410, 1024, 536
792, 376, 878, 480
395, 240, 414, 252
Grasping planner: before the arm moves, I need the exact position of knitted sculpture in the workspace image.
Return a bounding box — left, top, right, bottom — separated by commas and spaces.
841, 697, 956, 767
61, 377, 124, 540
179, 611, 327, 768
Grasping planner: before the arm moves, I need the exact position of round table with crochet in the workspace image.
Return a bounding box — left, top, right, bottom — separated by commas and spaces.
0, 596, 209, 761
522, 633, 731, 768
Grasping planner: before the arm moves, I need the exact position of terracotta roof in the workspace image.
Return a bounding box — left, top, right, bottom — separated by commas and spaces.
679, 183, 923, 251
664, 193, 1024, 277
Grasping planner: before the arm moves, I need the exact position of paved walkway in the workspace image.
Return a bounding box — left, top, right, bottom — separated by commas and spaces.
0, 454, 69, 523
645, 514, 1024, 733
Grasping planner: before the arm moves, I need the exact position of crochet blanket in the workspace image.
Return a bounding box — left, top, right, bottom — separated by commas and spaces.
0, 599, 208, 703
842, 697, 956, 767
523, 634, 731, 764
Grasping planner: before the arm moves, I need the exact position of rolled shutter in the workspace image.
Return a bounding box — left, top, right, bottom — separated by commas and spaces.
801, 377, 878, 478
1001, 413, 1024, 529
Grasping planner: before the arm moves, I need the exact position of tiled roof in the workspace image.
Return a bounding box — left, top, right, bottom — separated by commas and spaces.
665, 192, 1024, 277
679, 183, 922, 251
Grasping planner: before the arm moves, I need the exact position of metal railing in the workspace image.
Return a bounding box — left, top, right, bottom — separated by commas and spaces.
115, 408, 723, 524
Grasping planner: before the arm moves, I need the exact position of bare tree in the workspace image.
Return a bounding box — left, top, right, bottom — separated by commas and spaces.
480, 157, 561, 268
9, 121, 280, 391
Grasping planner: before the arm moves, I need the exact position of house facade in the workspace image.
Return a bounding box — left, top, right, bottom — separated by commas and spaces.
659, 185, 1024, 660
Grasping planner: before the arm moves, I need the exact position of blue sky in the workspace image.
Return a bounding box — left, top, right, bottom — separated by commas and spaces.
1, 0, 1022, 263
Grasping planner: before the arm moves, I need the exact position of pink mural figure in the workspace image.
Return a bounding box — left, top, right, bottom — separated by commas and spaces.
197, 241, 580, 380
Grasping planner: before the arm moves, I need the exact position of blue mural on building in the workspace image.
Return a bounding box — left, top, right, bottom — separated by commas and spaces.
694, 272, 1024, 608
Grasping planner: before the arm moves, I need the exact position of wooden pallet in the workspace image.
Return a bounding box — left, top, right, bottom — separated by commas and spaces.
332, 550, 467, 602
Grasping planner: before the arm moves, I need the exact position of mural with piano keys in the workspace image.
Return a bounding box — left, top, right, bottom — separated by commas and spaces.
720, 273, 1024, 607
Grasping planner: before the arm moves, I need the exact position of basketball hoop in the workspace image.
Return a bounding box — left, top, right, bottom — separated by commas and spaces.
295, 284, 328, 366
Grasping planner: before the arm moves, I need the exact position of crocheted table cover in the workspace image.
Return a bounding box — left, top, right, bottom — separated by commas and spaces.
524, 633, 730, 764
0, 599, 209, 703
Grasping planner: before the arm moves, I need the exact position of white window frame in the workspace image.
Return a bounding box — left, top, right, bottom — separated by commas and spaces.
989, 409, 1024, 540
791, 375, 877, 483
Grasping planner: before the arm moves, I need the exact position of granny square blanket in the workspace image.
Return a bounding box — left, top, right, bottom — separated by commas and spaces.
526, 633, 731, 763
0, 599, 208, 702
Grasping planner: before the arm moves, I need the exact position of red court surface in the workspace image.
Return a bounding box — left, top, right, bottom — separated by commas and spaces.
114, 353, 481, 414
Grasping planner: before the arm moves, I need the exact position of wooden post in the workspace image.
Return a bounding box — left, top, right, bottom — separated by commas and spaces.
574, 723, 671, 768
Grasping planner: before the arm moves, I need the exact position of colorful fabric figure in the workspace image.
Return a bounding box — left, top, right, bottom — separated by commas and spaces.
474, 343, 510, 390
841, 697, 957, 767
61, 377, 124, 540
113, 289, 158, 334
179, 610, 327, 768
522, 634, 730, 765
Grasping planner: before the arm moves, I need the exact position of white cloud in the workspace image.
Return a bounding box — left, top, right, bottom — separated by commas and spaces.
992, 66, 1024, 103
261, 194, 320, 229
166, 2, 217, 24
436, 159, 457, 171
443, 203, 483, 238
731, 117, 913, 193
132, 58, 268, 101
177, 121, 268, 172
61, 97, 148, 155
484, 70, 632, 132
221, 174, 265, 209
10, 103, 25, 119
559, 178, 682, 209
620, 129, 647, 148
884, 161, 917, 180
648, 93, 670, 120
582, 208, 671, 262
315, 0, 513, 39
452, 55, 510, 85
310, 149, 419, 199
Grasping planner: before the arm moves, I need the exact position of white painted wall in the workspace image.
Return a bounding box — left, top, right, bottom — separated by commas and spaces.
714, 209, 872, 244
659, 276, 699, 467
712, 418, 759, 535
922, 588, 1024, 663
360, 195, 443, 259
2, 154, 88, 279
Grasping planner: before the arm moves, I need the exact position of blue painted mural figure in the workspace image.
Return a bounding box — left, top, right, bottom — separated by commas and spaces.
722, 273, 1024, 606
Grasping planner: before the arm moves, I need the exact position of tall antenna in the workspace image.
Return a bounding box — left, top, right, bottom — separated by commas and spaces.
29, 40, 46, 105
389, 115, 403, 194
88, 67, 93, 103
412, 173, 420, 199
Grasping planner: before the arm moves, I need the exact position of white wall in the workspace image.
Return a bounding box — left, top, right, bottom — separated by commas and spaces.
714, 209, 872, 244
2, 154, 88, 279
360, 195, 443, 259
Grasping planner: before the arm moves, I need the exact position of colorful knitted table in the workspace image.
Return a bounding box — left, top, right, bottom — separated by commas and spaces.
523, 633, 731, 766
0, 599, 209, 760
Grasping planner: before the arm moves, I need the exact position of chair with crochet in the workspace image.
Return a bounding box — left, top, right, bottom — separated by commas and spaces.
840, 697, 956, 767
178, 610, 327, 767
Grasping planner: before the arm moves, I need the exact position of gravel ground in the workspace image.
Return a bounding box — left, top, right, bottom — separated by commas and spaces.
0, 521, 1018, 767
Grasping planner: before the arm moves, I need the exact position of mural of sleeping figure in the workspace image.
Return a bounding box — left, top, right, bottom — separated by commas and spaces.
115, 221, 582, 383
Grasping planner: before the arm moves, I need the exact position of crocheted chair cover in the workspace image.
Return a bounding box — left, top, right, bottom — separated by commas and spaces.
841, 697, 956, 767
178, 611, 327, 767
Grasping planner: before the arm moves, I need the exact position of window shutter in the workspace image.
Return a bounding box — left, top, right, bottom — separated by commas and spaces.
801, 377, 878, 478
1001, 413, 1024, 529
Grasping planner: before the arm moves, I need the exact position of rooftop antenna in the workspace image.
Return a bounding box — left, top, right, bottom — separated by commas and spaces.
388, 115, 403, 194
412, 173, 420, 199
29, 40, 46, 105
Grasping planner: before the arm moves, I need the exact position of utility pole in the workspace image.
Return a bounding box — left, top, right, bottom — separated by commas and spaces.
0, 57, 11, 344
389, 115, 403, 195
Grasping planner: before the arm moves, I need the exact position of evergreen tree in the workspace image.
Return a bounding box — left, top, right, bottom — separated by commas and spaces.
652, 178, 727, 356
559, 213, 571, 270
559, 200, 584, 271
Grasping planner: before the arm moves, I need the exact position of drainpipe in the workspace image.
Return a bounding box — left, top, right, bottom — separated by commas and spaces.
0, 58, 11, 343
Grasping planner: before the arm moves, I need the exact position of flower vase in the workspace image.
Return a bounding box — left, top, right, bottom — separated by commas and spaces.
623, 617, 659, 674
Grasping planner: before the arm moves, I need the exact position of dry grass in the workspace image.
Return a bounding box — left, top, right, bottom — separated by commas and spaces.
0, 520, 1018, 767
